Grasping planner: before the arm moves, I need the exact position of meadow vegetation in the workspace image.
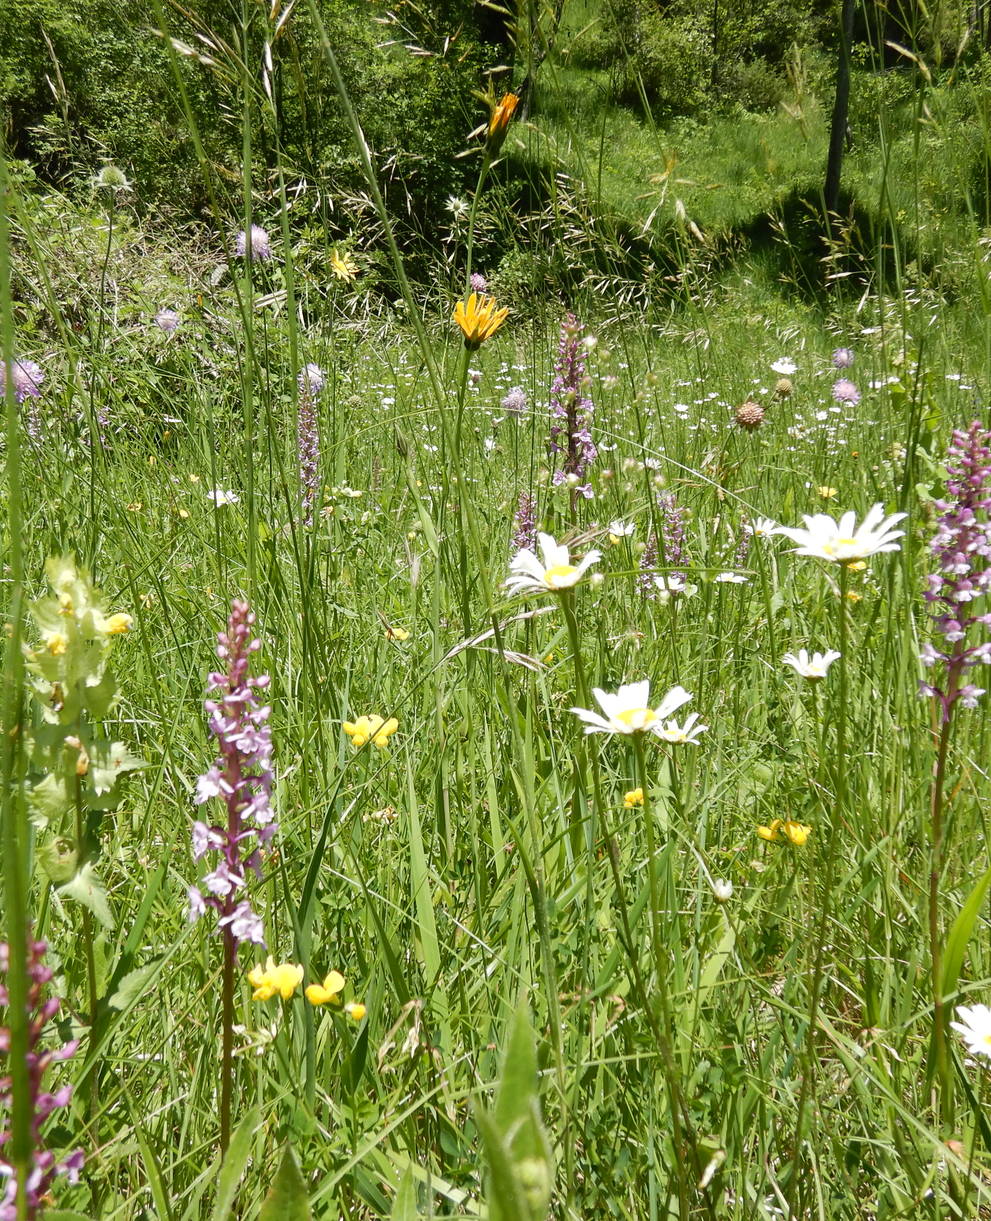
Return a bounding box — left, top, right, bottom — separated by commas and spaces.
3, 1, 991, 1217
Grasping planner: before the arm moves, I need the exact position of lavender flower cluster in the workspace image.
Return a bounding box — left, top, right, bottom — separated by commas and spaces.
511, 491, 537, 553
0, 939, 83, 1219
188, 600, 275, 947
921, 420, 991, 719
549, 314, 596, 499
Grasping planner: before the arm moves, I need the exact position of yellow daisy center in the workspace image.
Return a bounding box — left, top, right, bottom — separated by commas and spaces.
543, 563, 578, 588
616, 707, 656, 729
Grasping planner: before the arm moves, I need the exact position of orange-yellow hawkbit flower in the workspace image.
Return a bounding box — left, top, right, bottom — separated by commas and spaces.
453, 293, 509, 350
756, 818, 811, 846
488, 92, 520, 146
248, 957, 304, 1001
343, 714, 399, 749
306, 970, 346, 1006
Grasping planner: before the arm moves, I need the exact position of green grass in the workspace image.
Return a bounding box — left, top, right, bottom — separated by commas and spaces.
4, 11, 991, 1221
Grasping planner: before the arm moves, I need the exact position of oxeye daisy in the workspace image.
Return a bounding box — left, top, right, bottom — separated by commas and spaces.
782, 649, 841, 679
774, 504, 906, 563
505, 531, 601, 596
571, 680, 706, 742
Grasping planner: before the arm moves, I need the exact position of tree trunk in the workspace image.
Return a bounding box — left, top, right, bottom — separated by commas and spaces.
824, 0, 857, 223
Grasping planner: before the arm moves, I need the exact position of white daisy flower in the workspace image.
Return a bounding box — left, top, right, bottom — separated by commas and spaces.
771, 358, 797, 375
207, 488, 239, 507
608, 520, 635, 543
773, 504, 906, 562
714, 572, 748, 584
505, 531, 602, 596
781, 649, 841, 679
744, 517, 779, 538
951, 1004, 991, 1060
571, 681, 705, 743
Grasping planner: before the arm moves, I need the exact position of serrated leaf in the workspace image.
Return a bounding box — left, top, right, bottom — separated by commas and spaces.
107, 962, 159, 1011
58, 862, 114, 929
258, 1144, 312, 1221
88, 740, 145, 797
27, 773, 71, 829
38, 836, 79, 884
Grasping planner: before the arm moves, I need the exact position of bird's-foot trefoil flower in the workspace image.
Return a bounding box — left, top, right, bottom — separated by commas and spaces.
306, 971, 346, 1006
343, 714, 398, 750
248, 957, 303, 1001
757, 818, 811, 846
505, 532, 602, 596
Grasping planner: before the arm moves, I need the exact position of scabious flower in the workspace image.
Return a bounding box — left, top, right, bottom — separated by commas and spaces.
469, 272, 488, 293
571, 680, 707, 743
511, 491, 537, 554
235, 225, 272, 261
832, 378, 861, 406
297, 363, 325, 526
832, 347, 855, 369
0, 939, 84, 1220
549, 314, 597, 500
951, 1003, 991, 1060
453, 294, 508, 349
343, 715, 398, 750
1, 357, 45, 443
188, 600, 274, 948
735, 400, 765, 431
774, 504, 906, 563
154, 308, 181, 333
247, 957, 303, 1001
505, 531, 601, 596
782, 649, 841, 679
501, 386, 527, 417
920, 421, 991, 721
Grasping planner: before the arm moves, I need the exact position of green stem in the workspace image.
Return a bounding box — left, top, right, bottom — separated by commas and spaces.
220, 929, 236, 1156
464, 154, 491, 292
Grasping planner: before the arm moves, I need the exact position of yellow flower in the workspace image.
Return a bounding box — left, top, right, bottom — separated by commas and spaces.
247, 957, 304, 1001
343, 714, 399, 749
331, 249, 357, 281
756, 818, 811, 845
817, 486, 838, 500
845, 591, 862, 603
344, 1002, 366, 1021
453, 293, 508, 350
101, 612, 133, 635
623, 787, 644, 809
846, 561, 867, 572
306, 970, 346, 1006
487, 92, 520, 147
44, 631, 69, 656
386, 626, 410, 642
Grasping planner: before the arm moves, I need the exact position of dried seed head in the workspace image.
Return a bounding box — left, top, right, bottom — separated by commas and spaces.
735, 400, 765, 431
774, 377, 792, 398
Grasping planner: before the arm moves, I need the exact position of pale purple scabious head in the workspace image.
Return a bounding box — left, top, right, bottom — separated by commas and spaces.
502, 386, 527, 416
0, 938, 84, 1220
832, 347, 855, 369
298, 363, 325, 395
188, 600, 274, 947
469, 272, 488, 293
154, 308, 181, 333
832, 378, 860, 405
0, 357, 44, 403
920, 420, 991, 721
235, 225, 272, 261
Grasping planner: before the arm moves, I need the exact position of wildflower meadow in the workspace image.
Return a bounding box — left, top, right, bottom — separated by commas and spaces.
3, 1, 991, 1217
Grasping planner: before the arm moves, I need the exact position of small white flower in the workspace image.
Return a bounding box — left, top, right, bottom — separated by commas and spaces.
505, 532, 602, 596
774, 504, 906, 563
951, 1004, 991, 1060
744, 517, 779, 538
207, 488, 240, 507
652, 574, 697, 601
571, 681, 706, 743
782, 649, 841, 680
711, 879, 733, 902
608, 520, 635, 543
714, 572, 748, 584
771, 358, 797, 375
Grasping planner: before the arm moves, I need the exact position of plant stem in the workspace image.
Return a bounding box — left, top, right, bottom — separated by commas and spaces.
220, 929, 236, 1156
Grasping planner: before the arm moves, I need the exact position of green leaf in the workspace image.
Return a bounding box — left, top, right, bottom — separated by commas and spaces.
390, 1165, 418, 1221
106, 962, 160, 1011
209, 1108, 262, 1221
87, 740, 145, 796
27, 772, 71, 829
258, 1144, 312, 1221
58, 862, 114, 929
941, 862, 991, 1003
37, 835, 79, 884
494, 1005, 538, 1134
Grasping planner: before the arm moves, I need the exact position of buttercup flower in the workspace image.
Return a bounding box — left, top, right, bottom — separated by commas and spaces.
571, 681, 706, 743
951, 1003, 991, 1060
505, 532, 601, 596
306, 970, 346, 1006
248, 957, 303, 1001
774, 504, 906, 563
453, 293, 508, 349
623, 787, 644, 808
782, 649, 841, 679
757, 818, 811, 846
343, 714, 398, 749
386, 626, 410, 642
